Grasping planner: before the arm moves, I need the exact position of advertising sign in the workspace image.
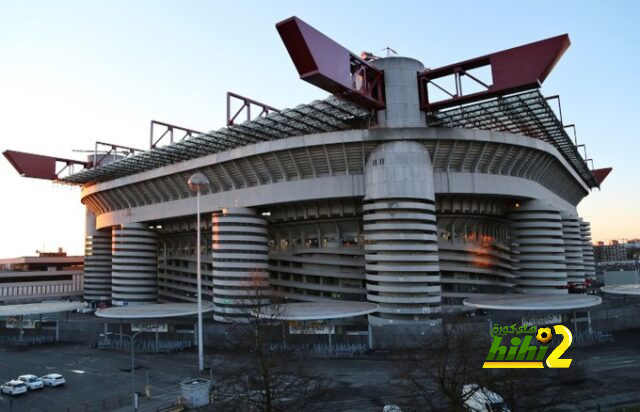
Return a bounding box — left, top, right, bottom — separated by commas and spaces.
5, 318, 37, 329
521, 313, 562, 327
289, 320, 334, 335
131, 323, 168, 333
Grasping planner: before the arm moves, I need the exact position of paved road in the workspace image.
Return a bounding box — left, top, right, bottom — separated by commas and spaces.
0, 331, 639, 411
564, 332, 640, 411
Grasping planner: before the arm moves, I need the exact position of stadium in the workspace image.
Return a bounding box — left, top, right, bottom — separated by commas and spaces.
4, 16, 610, 327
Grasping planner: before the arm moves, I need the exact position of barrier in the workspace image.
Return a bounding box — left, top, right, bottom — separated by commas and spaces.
97, 337, 194, 353
0, 335, 55, 346
265, 342, 368, 357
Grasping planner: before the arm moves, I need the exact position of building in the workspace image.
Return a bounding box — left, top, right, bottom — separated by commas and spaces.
3, 17, 610, 327
0, 248, 83, 303
594, 240, 638, 264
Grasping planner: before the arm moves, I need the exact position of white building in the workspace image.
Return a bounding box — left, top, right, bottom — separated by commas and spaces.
0, 249, 83, 303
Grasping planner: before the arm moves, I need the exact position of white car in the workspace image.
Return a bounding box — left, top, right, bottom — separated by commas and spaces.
462, 384, 510, 412
18, 374, 44, 390
1, 380, 27, 396
40, 373, 65, 387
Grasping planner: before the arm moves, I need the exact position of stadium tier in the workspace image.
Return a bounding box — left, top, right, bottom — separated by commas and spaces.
4, 17, 608, 326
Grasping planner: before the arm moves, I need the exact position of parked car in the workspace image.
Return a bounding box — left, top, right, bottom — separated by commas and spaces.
40, 373, 65, 387
17, 374, 44, 390
76, 307, 96, 314
462, 384, 510, 412
1, 380, 27, 396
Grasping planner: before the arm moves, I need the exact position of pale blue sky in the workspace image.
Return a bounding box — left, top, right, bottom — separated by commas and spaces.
1, 0, 638, 257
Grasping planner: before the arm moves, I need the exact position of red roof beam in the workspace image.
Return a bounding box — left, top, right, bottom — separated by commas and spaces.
419, 34, 571, 111
276, 16, 385, 110
3, 150, 89, 181
592, 167, 612, 186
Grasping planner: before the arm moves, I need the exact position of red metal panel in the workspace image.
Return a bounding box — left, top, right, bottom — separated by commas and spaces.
276, 16, 385, 110
419, 34, 570, 111
592, 167, 612, 186
3, 150, 87, 180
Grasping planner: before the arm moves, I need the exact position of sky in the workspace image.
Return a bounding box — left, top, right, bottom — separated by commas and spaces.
1, 0, 638, 257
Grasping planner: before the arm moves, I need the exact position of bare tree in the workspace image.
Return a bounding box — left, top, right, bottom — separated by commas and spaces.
395, 314, 590, 412
212, 270, 327, 412
394, 313, 494, 411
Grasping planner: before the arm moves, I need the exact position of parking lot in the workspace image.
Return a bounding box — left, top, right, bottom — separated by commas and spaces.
0, 344, 199, 411
1, 331, 640, 411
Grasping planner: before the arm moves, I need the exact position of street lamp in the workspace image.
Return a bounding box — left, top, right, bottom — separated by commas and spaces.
100, 331, 143, 410
187, 172, 210, 372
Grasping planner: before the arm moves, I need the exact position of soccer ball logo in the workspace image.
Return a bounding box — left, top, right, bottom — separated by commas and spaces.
536, 327, 553, 345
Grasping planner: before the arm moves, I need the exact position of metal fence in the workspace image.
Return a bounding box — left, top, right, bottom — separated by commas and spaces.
265, 342, 368, 357
97, 337, 194, 353
52, 394, 128, 412
573, 330, 613, 346
0, 334, 55, 346
40, 393, 185, 412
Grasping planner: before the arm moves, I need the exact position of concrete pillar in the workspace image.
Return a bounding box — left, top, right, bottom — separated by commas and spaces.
211, 207, 269, 322
363, 141, 441, 325
579, 219, 596, 281
83, 209, 112, 303
370, 57, 426, 128
510, 200, 568, 294
561, 211, 586, 285
111, 223, 158, 306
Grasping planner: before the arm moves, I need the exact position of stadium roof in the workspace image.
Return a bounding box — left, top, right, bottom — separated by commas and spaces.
463, 294, 602, 311
0, 301, 86, 317
95, 303, 215, 319
60, 96, 371, 184
59, 91, 596, 188
427, 90, 597, 188
255, 301, 378, 320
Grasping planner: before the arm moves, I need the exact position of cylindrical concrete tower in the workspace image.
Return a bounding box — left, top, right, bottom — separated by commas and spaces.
83, 210, 112, 303
511, 201, 568, 294
111, 223, 158, 306
579, 219, 596, 281
212, 207, 269, 322
370, 57, 426, 128
364, 141, 441, 324
561, 212, 586, 285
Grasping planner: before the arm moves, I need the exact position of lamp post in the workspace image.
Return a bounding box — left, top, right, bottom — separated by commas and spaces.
100, 331, 143, 410
187, 172, 210, 372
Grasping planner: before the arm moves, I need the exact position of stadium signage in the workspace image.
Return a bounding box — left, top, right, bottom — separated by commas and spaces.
288, 320, 334, 335
521, 313, 562, 327
482, 324, 573, 369
131, 323, 168, 333
5, 318, 37, 329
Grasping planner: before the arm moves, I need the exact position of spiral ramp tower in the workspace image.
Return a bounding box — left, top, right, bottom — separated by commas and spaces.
580, 219, 597, 281
83, 211, 113, 303
561, 212, 586, 285
363, 141, 441, 324
111, 223, 158, 306
211, 208, 269, 322
511, 201, 568, 294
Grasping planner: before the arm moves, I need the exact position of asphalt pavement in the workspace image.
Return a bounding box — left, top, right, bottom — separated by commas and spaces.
0, 331, 639, 411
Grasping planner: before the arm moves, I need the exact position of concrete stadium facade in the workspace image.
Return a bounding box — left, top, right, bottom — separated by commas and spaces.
77, 56, 597, 325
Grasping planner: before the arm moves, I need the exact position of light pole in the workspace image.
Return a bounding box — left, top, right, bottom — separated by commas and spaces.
100, 331, 143, 411
187, 172, 210, 372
